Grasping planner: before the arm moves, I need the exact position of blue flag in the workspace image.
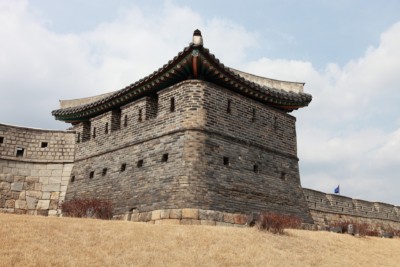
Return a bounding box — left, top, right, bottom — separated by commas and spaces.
334, 185, 340, 194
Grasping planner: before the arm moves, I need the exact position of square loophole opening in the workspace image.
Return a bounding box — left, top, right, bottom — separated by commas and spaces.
137, 159, 144, 168
120, 163, 126, 172
223, 157, 229, 166
253, 164, 259, 173
16, 147, 24, 157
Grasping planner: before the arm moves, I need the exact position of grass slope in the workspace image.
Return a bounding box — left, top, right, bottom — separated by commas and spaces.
1, 213, 399, 267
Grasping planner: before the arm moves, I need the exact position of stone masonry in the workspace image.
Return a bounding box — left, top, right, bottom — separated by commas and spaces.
2, 30, 399, 229
303, 188, 400, 230
0, 124, 75, 215
66, 80, 313, 223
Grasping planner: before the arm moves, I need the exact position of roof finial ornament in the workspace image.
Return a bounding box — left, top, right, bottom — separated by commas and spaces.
192, 29, 203, 47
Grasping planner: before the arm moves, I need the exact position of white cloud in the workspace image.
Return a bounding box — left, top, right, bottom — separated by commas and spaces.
0, 0, 259, 128
236, 21, 400, 204
374, 128, 400, 166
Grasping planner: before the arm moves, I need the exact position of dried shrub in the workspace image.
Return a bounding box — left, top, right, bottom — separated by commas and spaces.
328, 221, 381, 237
61, 198, 113, 220
353, 222, 369, 237
392, 229, 400, 237
365, 229, 380, 237
254, 212, 302, 234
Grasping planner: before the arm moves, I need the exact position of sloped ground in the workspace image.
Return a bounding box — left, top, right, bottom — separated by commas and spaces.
1, 213, 399, 267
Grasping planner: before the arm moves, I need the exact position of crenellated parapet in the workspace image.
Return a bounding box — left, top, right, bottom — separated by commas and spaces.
0, 123, 75, 163
303, 188, 400, 229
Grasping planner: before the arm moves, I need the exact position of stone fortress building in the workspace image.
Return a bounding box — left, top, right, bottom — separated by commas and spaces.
1, 30, 400, 229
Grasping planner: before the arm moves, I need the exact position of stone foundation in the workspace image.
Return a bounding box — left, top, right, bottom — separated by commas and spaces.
115, 208, 248, 226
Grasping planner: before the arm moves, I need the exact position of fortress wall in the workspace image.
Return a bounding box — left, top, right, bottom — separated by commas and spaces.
0, 123, 75, 162
67, 132, 189, 215
67, 80, 208, 214
67, 80, 314, 222
196, 133, 312, 223
0, 124, 75, 215
303, 188, 400, 230
192, 83, 312, 223
202, 83, 298, 157
72, 80, 206, 161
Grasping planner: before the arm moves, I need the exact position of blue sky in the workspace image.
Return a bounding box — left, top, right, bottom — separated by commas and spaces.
1, 0, 400, 205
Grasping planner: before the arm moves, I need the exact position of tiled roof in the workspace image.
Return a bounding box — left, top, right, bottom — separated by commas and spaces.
52, 40, 312, 122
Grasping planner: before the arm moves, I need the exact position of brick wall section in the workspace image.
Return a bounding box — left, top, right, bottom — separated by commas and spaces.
67, 81, 208, 215
196, 83, 312, 223
0, 123, 75, 215
67, 80, 313, 223
72, 81, 206, 161
303, 188, 400, 230
202, 83, 298, 157
67, 132, 189, 215
0, 123, 75, 162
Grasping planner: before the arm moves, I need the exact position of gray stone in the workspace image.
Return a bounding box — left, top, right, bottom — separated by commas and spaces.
160, 209, 170, 219
199, 210, 224, 221
42, 192, 51, 199
49, 177, 61, 184
36, 200, 50, 210
0, 174, 13, 183
169, 209, 182, 219
330, 226, 343, 233
42, 184, 60, 192
26, 196, 38, 209
0, 182, 10, 190
10, 182, 24, 192
26, 191, 42, 198
381, 232, 394, 238
15, 200, 27, 209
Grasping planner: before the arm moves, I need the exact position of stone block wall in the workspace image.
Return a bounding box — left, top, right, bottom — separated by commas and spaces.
118, 208, 248, 227
72, 81, 206, 161
303, 188, 400, 230
0, 123, 75, 162
0, 124, 75, 215
67, 80, 313, 223
194, 82, 312, 223
67, 132, 188, 215
67, 81, 208, 215
202, 83, 298, 157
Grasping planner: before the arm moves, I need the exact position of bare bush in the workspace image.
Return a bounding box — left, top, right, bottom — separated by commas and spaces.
365, 229, 380, 237
61, 198, 113, 219
254, 212, 302, 234
328, 221, 382, 237
392, 229, 400, 237
353, 222, 369, 237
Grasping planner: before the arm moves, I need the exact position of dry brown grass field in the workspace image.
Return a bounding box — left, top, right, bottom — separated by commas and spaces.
1, 213, 399, 267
